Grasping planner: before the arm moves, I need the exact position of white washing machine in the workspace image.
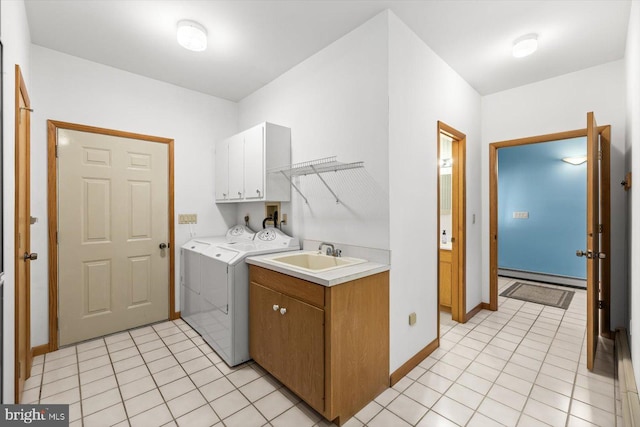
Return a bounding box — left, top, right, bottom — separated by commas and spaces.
181, 225, 254, 337
181, 226, 299, 366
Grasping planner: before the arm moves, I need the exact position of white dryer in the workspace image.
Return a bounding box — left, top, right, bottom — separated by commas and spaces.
181, 227, 298, 366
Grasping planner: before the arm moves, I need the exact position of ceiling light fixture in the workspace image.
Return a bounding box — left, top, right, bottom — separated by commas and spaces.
562, 156, 587, 165
177, 20, 207, 52
512, 34, 538, 58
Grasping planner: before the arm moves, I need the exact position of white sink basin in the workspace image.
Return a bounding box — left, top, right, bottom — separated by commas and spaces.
268, 252, 367, 273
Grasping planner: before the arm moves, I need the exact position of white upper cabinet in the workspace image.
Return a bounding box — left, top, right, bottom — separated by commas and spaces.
214, 136, 229, 200
228, 133, 244, 200
243, 124, 265, 200
215, 122, 291, 203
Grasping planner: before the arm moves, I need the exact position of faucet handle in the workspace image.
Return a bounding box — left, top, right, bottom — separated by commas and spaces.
334, 249, 342, 257
325, 247, 334, 256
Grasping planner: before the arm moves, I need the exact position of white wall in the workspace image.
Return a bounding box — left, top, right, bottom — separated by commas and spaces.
237, 11, 483, 373
482, 60, 627, 329
29, 46, 239, 347
1, 0, 32, 404
388, 13, 482, 371
625, 0, 640, 385
237, 11, 390, 249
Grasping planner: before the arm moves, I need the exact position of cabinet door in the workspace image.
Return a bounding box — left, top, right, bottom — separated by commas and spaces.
439, 250, 452, 308
243, 124, 264, 200
278, 292, 324, 411
214, 139, 229, 201
249, 283, 283, 376
228, 134, 244, 200
249, 282, 324, 411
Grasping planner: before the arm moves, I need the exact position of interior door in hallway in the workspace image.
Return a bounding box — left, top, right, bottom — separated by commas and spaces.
15, 65, 33, 402
584, 111, 606, 371
57, 129, 170, 346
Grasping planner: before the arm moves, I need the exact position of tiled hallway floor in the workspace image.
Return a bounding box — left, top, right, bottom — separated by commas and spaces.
22, 277, 618, 426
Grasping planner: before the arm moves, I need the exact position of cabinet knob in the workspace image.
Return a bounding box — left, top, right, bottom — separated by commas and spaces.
272, 304, 279, 311
256, 189, 261, 195
280, 307, 287, 315
238, 191, 242, 196
223, 193, 227, 197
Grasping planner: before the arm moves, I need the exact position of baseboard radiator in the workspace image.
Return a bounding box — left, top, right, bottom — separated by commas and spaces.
498, 268, 586, 288
616, 328, 640, 426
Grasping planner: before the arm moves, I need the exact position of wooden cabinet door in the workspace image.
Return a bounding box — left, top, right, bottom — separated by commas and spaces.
249, 282, 325, 411
439, 250, 452, 308
249, 283, 283, 376
243, 124, 265, 200
278, 292, 324, 411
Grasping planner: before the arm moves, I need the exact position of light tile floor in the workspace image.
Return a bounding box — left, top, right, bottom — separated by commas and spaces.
22, 277, 618, 426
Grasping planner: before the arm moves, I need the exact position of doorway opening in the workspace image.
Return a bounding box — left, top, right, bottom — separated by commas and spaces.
489, 121, 611, 369
437, 121, 466, 334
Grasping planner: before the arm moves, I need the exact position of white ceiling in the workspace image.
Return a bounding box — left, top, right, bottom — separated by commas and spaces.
24, 0, 632, 102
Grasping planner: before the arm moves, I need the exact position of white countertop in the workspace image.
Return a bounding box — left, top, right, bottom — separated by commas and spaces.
246, 251, 390, 287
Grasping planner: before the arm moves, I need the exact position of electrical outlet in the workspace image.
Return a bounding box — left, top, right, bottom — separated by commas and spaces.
409, 312, 417, 326
178, 214, 198, 224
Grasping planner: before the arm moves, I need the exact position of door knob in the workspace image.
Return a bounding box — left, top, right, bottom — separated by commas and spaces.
159, 243, 169, 250
576, 250, 587, 257
23, 252, 38, 261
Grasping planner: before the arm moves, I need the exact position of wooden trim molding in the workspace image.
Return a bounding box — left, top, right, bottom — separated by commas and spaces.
47, 120, 176, 351
390, 338, 439, 386
32, 344, 49, 358
466, 302, 489, 321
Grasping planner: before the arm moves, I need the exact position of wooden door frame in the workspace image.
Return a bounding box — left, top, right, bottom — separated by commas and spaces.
488, 127, 611, 336
15, 65, 32, 402
47, 120, 177, 352
437, 121, 466, 323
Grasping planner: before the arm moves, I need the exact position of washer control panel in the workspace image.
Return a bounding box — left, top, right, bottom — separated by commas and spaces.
255, 228, 298, 247
226, 225, 256, 241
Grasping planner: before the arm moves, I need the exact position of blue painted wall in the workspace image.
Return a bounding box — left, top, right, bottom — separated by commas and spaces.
498, 137, 586, 279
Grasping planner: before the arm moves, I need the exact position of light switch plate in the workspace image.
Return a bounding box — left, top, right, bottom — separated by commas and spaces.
512, 211, 529, 219
178, 214, 198, 224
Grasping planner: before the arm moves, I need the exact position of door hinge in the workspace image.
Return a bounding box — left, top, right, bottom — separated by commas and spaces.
598, 300, 605, 309
598, 224, 603, 233
55, 143, 59, 158
598, 150, 602, 160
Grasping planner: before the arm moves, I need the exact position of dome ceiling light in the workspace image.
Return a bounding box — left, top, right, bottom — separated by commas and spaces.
177, 20, 207, 52
512, 33, 538, 58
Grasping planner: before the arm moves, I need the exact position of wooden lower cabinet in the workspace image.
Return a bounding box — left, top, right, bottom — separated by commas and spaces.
439, 249, 452, 309
249, 265, 389, 426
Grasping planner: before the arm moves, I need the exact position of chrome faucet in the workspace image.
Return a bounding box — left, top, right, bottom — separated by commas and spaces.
318, 242, 335, 256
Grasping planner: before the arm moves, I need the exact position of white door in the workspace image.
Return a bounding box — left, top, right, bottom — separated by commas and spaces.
58, 129, 169, 345
244, 124, 264, 200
